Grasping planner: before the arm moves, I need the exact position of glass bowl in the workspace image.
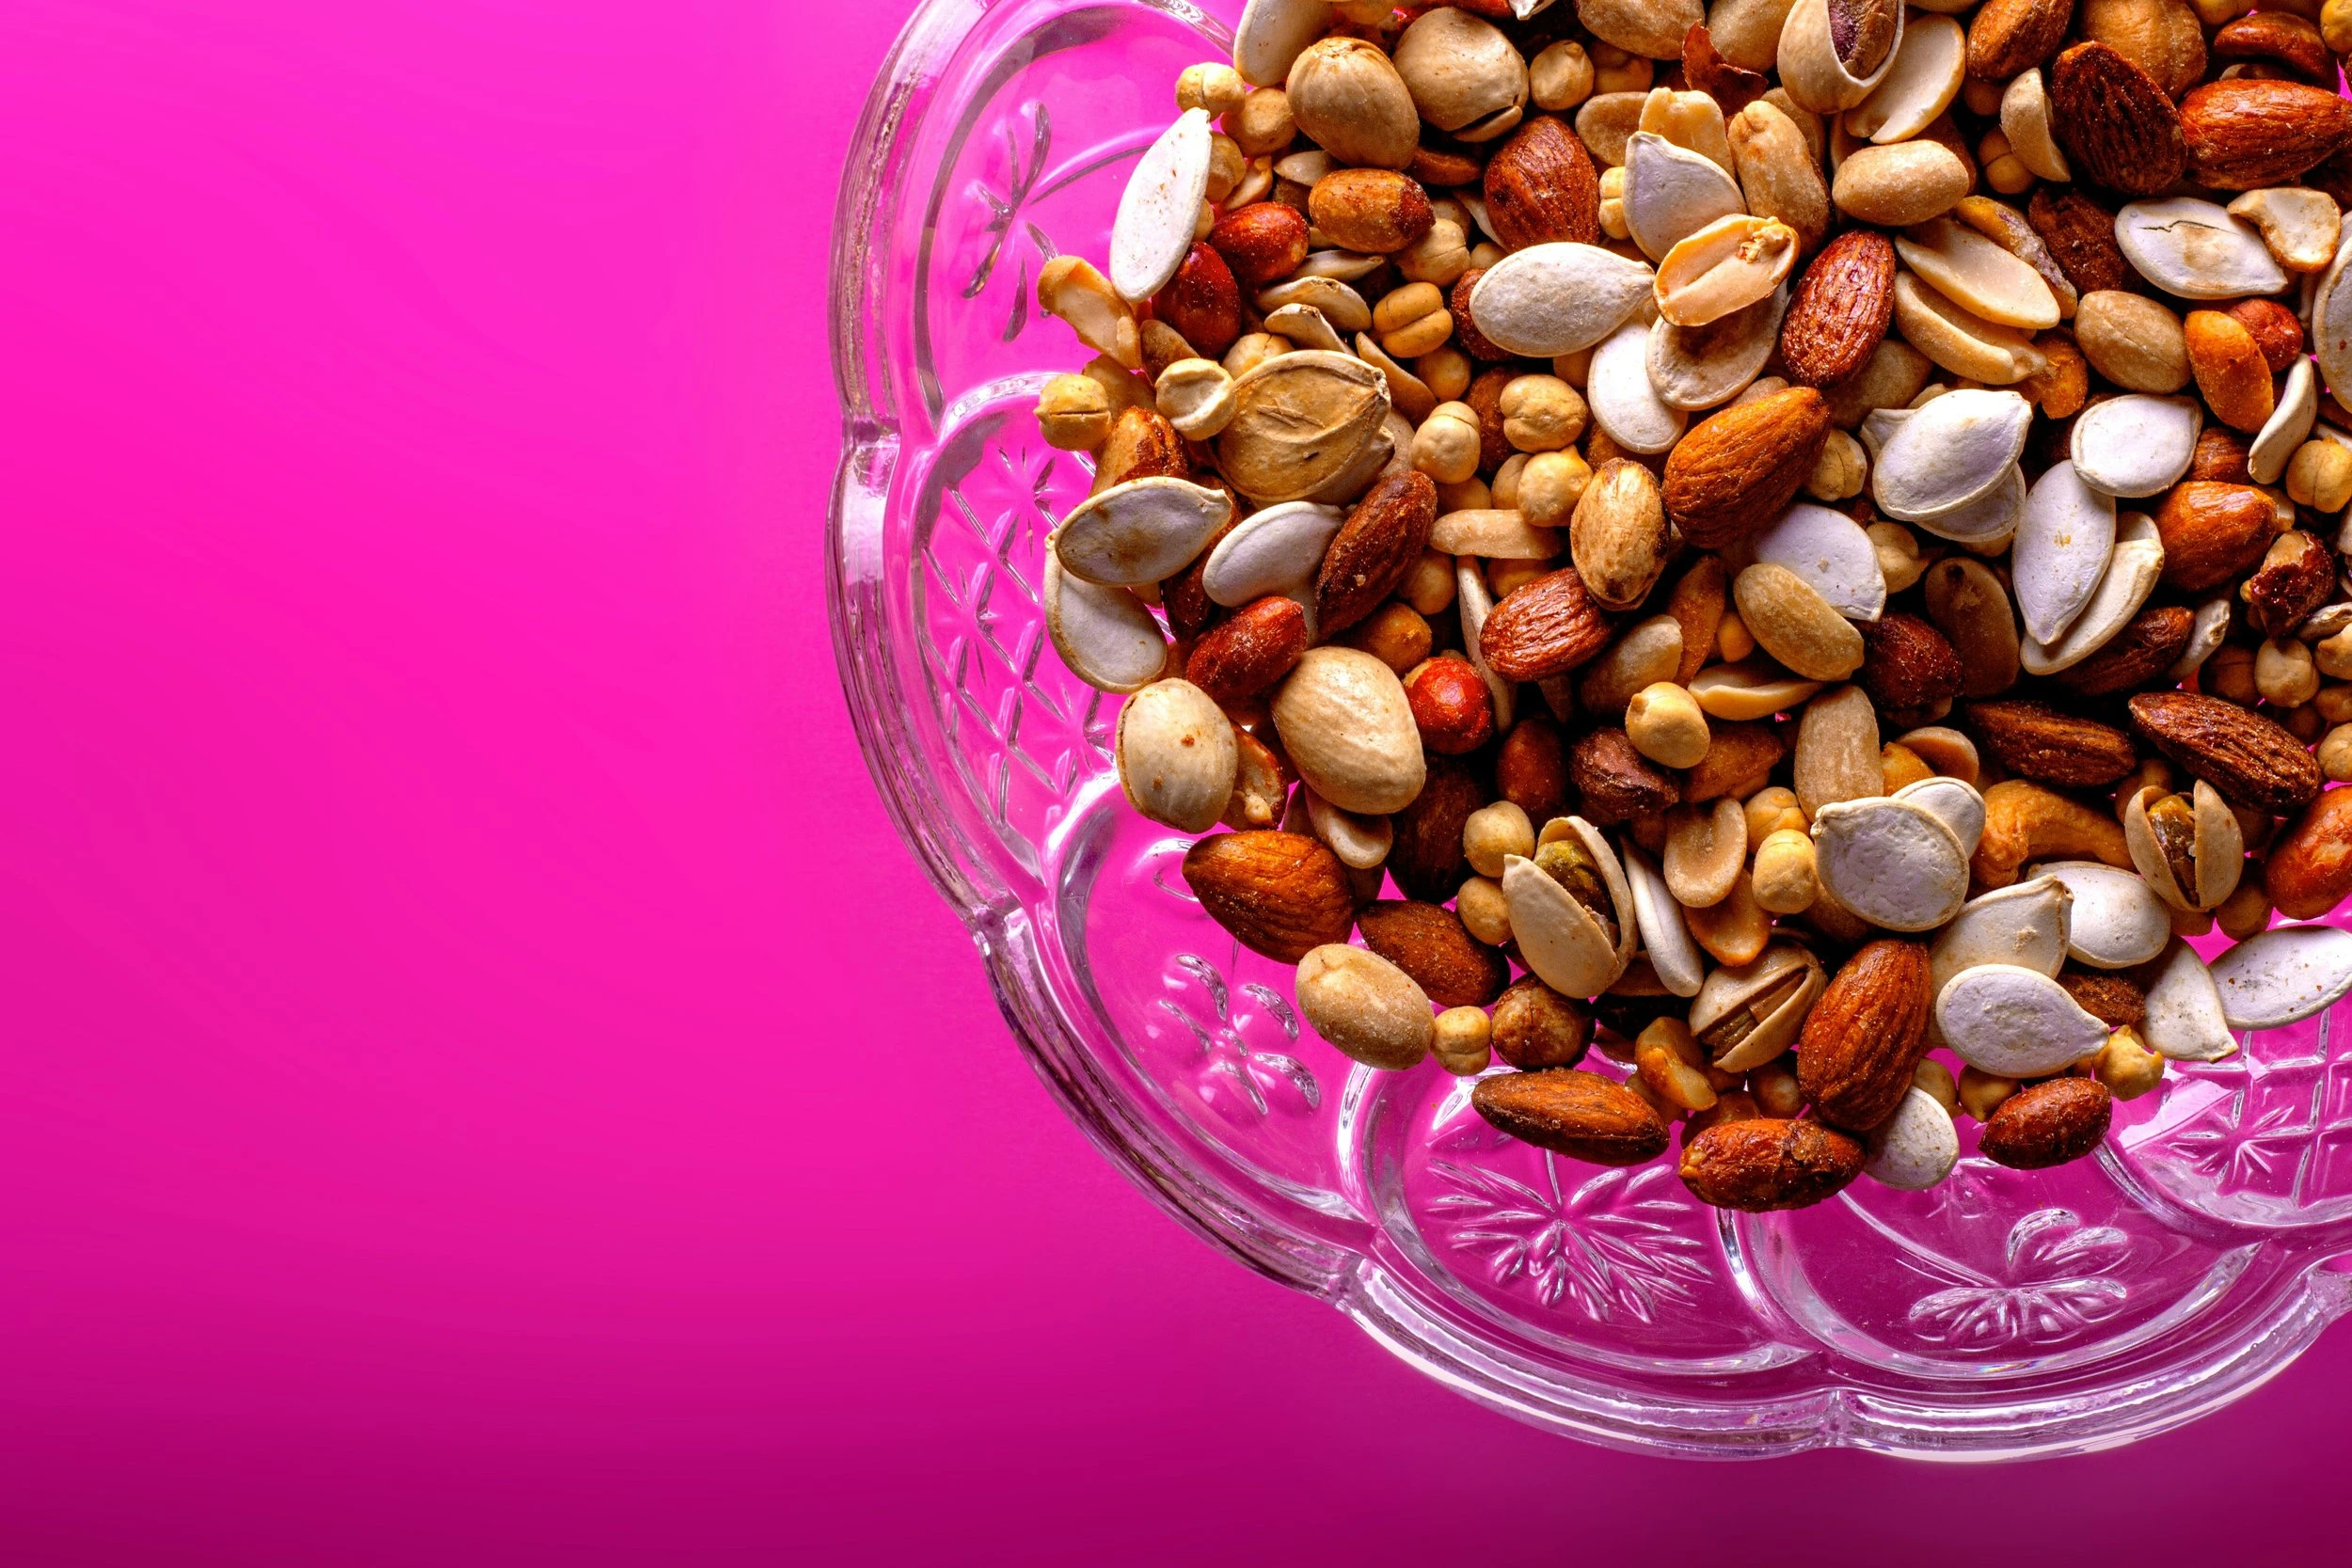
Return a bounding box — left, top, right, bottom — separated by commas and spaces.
826, 0, 2352, 1457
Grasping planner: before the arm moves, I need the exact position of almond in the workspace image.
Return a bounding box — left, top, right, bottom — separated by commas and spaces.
2047, 43, 2185, 198
2184, 309, 2275, 435
1661, 388, 1832, 548
2080, 0, 2206, 98
2026, 186, 2126, 296
1858, 611, 1964, 719
2178, 79, 2352, 191
1182, 830, 1359, 961
1479, 566, 1613, 680
1160, 510, 1240, 638
1404, 653, 1496, 754
2245, 531, 2335, 641
1569, 725, 1683, 823
2055, 605, 2194, 695
1796, 939, 1932, 1132
2265, 785, 2352, 919
1207, 201, 1310, 287
1387, 753, 1483, 903
1963, 700, 2139, 786
1778, 230, 1896, 387
2153, 481, 2274, 593
1489, 975, 1595, 1069
2229, 298, 2303, 375
1496, 715, 1570, 820
1185, 595, 1309, 701
1481, 116, 1598, 250
2189, 426, 2253, 484
2128, 690, 2324, 814
1357, 899, 1507, 1006
1473, 1068, 1671, 1164
2058, 967, 2147, 1029
1966, 0, 2073, 82
1979, 1077, 2113, 1169
1315, 469, 1438, 635
1152, 243, 1242, 359
1677, 1117, 1865, 1210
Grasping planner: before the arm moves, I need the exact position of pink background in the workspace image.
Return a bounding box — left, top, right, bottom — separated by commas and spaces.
1, 0, 2346, 1560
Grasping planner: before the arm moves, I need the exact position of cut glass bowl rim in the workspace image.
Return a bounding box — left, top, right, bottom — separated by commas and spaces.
824, 0, 2352, 1458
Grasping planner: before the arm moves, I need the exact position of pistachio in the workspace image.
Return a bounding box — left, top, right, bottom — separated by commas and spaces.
1844, 15, 1964, 146
1688, 941, 1826, 1070
1216, 351, 1391, 501
2122, 778, 2246, 911
1295, 944, 1434, 1069
1391, 8, 1528, 140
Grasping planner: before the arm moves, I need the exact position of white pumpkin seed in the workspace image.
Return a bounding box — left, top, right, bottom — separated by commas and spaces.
2013, 461, 2117, 645
2019, 510, 2163, 675
2141, 938, 2238, 1062
1623, 132, 1746, 263
1930, 878, 2073, 1002
1870, 388, 2032, 523
1454, 557, 1515, 732
1468, 242, 1656, 357
2315, 234, 2352, 412
2069, 395, 2201, 499
1912, 463, 2026, 546
1110, 109, 1214, 302
1997, 68, 2069, 182
2115, 198, 2287, 300
1622, 842, 1705, 998
1201, 499, 1345, 607
1233, 0, 1332, 86
1043, 548, 1168, 694
1810, 796, 1969, 931
2026, 860, 2170, 970
1751, 502, 1885, 622
1302, 784, 1393, 870
1586, 320, 1688, 453
2250, 358, 2318, 486
2208, 924, 2352, 1029
1057, 476, 1234, 586
1865, 1086, 1961, 1191
1935, 963, 2109, 1077
1892, 775, 1983, 858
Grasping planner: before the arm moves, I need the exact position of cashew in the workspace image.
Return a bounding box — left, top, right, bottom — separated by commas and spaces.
1970, 780, 2136, 889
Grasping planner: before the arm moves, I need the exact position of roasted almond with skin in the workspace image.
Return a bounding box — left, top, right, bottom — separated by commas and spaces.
2265, 786, 2352, 920
1152, 243, 1242, 360
2056, 605, 2194, 695
2058, 967, 2146, 1029
1661, 388, 1831, 548
1963, 701, 2138, 787
2128, 690, 2324, 815
2048, 43, 2185, 198
1482, 116, 1599, 250
1480, 566, 1613, 680
1315, 469, 1438, 635
1497, 715, 1570, 820
1979, 1077, 2113, 1169
1798, 939, 1933, 1133
1448, 269, 1511, 362
1357, 899, 1507, 1007
2153, 482, 2274, 593
1183, 831, 1359, 962
1677, 1117, 1865, 1210
2026, 187, 2126, 296
1778, 230, 1896, 388
1386, 753, 1482, 903
1185, 594, 1309, 702
2178, 79, 2352, 192
1858, 611, 1964, 718
2189, 426, 2253, 484
1207, 201, 1311, 287
1967, 0, 2073, 82
2229, 298, 2302, 375
1473, 1068, 1670, 1164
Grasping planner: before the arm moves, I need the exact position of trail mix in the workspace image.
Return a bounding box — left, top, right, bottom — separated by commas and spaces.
1029, 0, 2352, 1211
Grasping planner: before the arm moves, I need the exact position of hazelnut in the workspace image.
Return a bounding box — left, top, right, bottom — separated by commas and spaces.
1178, 62, 1248, 119
1498, 374, 1587, 452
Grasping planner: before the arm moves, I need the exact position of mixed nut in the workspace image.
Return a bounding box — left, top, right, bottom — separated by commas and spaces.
1031, 0, 2352, 1212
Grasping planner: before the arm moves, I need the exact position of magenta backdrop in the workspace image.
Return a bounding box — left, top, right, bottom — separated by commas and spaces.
0, 0, 2346, 1560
